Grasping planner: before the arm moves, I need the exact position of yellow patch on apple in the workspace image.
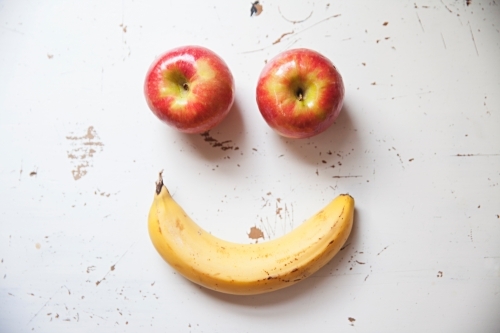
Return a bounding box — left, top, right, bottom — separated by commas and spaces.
194, 59, 216, 82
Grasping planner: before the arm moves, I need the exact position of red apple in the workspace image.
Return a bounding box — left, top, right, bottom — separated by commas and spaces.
256, 48, 344, 139
144, 46, 235, 133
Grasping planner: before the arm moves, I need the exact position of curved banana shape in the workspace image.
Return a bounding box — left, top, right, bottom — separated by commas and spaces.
148, 174, 354, 295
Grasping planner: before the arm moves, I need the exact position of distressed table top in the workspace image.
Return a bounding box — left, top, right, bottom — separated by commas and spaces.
1, 0, 499, 332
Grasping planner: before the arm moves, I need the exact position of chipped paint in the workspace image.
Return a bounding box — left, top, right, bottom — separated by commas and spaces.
248, 226, 264, 241
66, 126, 104, 180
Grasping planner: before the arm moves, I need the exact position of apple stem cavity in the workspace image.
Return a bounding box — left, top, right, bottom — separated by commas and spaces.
182, 82, 189, 91
296, 87, 304, 101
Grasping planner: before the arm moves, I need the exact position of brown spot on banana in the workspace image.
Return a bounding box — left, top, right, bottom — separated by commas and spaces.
175, 218, 184, 231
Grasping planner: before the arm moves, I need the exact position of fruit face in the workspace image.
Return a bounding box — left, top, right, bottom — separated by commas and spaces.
256, 48, 344, 139
144, 46, 235, 133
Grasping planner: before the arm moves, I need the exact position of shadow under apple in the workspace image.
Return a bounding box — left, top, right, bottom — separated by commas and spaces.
180, 99, 246, 162
274, 102, 361, 166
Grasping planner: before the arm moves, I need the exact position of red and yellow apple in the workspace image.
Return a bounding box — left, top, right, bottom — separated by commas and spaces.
144, 45, 235, 133
256, 48, 344, 139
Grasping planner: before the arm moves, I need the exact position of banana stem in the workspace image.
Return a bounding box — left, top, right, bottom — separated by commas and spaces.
156, 171, 164, 194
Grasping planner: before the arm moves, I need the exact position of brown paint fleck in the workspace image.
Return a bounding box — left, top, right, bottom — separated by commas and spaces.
200, 131, 235, 151
248, 226, 264, 240
110, 265, 115, 271
30, 171, 37, 176
250, 1, 263, 16
272, 31, 294, 45
35, 243, 41, 250
383, 21, 389, 26
437, 271, 443, 277
47, 54, 53, 59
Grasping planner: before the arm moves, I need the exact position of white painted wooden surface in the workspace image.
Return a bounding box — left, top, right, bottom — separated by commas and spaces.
1, 0, 499, 332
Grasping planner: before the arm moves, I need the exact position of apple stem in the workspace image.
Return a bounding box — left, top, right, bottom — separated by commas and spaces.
182, 83, 189, 91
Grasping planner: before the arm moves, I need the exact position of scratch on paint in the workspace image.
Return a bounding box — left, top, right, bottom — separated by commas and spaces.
468, 21, 479, 56
377, 245, 390, 256
278, 7, 312, 24
416, 12, 425, 32
27, 287, 62, 324
241, 14, 340, 54
96, 243, 135, 286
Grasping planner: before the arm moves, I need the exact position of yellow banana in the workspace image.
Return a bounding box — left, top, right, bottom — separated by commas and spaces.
148, 173, 354, 295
